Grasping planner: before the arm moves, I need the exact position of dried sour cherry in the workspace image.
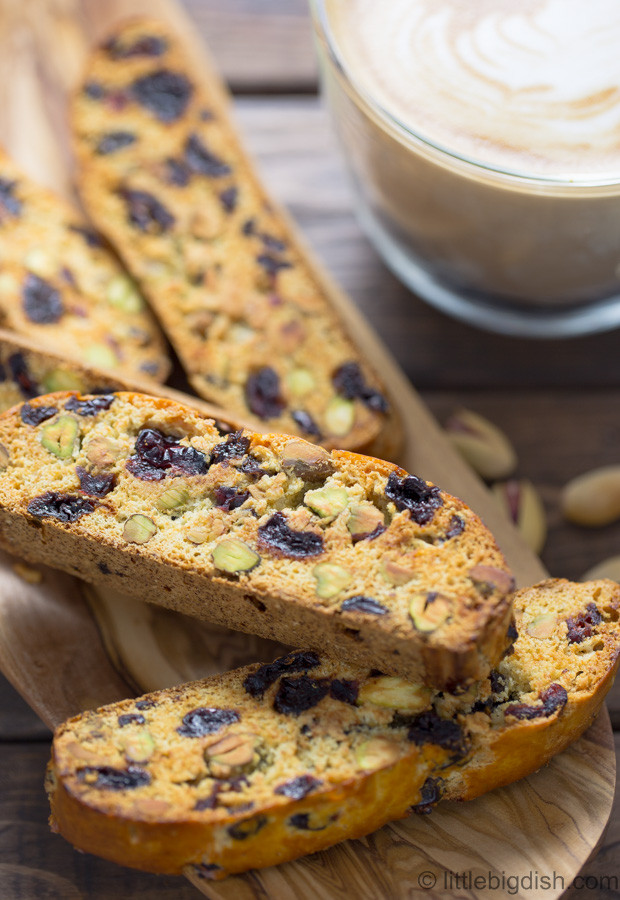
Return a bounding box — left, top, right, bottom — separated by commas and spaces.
120, 188, 175, 234
27, 492, 96, 522
76, 466, 116, 498
0, 178, 21, 217
406, 710, 467, 758
106, 34, 168, 58
243, 651, 321, 698
258, 513, 323, 559
385, 471, 444, 525
177, 707, 240, 738
117, 713, 146, 727
256, 254, 292, 276
20, 403, 57, 426
22, 274, 64, 325
131, 70, 193, 122
8, 353, 38, 398
275, 774, 322, 800
412, 776, 443, 814
210, 431, 250, 464
96, 131, 137, 155
273, 676, 330, 715
185, 134, 231, 178
332, 361, 388, 413
164, 158, 191, 186
219, 186, 238, 212
504, 683, 568, 720
65, 395, 115, 416
214, 486, 249, 511
245, 367, 285, 420
291, 410, 321, 437
78, 765, 150, 790
566, 603, 602, 644
329, 679, 359, 705
126, 428, 208, 481
341, 596, 388, 616
445, 515, 465, 539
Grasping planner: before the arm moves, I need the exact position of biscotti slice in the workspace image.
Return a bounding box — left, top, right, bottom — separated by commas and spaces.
0, 148, 169, 381
0, 391, 514, 688
46, 578, 620, 879
71, 18, 398, 456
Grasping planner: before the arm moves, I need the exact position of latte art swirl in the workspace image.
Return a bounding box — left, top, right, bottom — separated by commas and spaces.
327, 0, 620, 177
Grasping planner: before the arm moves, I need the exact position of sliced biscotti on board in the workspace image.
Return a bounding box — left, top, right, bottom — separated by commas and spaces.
71, 18, 398, 457
0, 148, 169, 381
46, 578, 620, 879
0, 391, 513, 688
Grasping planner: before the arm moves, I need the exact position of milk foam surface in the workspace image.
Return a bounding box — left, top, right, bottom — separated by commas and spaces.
325, 0, 620, 177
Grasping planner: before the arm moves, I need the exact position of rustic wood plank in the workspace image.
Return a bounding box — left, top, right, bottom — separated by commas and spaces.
180, 0, 316, 92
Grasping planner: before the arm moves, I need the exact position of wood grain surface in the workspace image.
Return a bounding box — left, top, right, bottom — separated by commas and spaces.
0, 1, 618, 898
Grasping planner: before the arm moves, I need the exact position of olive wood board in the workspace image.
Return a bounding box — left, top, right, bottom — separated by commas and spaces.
0, 0, 613, 897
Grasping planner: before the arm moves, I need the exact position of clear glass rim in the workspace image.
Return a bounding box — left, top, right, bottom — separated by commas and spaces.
309, 0, 620, 189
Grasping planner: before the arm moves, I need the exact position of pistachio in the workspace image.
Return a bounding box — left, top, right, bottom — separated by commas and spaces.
230, 323, 254, 344
280, 440, 335, 480
0, 271, 19, 293
562, 466, 620, 527
25, 247, 53, 276
324, 397, 355, 437
313, 562, 352, 599
123, 514, 157, 544
304, 486, 348, 519
526, 612, 557, 639
355, 738, 401, 771
582, 555, 620, 583
358, 676, 432, 712
212, 539, 260, 573
106, 274, 144, 313
81, 343, 118, 370
84, 435, 122, 468
0, 443, 9, 470
347, 503, 384, 539
381, 557, 416, 586
156, 487, 190, 512
492, 479, 546, 554
41, 415, 79, 459
409, 591, 451, 632
287, 368, 315, 398
445, 408, 517, 480
42, 368, 86, 393
205, 733, 257, 777
120, 730, 155, 763
186, 526, 209, 545
469, 564, 515, 595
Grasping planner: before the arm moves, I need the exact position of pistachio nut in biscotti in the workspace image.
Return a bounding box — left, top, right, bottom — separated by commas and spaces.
71, 19, 399, 457
0, 149, 169, 381
46, 578, 620, 879
0, 391, 513, 689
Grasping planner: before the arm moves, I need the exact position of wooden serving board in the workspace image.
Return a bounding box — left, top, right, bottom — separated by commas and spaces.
0, 1, 614, 898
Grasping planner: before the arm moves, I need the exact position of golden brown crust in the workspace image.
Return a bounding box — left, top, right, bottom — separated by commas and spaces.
71, 18, 400, 457
0, 391, 513, 688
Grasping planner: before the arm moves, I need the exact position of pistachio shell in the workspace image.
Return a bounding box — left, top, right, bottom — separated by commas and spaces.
445, 408, 517, 480
582, 555, 620, 583
493, 479, 546, 554
562, 466, 620, 528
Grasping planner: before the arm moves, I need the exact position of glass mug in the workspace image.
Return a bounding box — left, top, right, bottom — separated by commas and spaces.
310, 0, 620, 338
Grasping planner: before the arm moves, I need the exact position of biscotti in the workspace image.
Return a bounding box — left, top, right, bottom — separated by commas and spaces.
71, 18, 399, 456
0, 148, 169, 381
46, 578, 620, 879
0, 391, 514, 688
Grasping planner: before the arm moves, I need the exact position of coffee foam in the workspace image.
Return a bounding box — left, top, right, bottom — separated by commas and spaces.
325, 0, 620, 177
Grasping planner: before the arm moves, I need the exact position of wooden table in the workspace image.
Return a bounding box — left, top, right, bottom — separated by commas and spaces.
1, 2, 619, 897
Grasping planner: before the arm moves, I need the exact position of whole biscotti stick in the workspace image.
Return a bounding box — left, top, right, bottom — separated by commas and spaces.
0, 391, 513, 688
0, 148, 170, 382
46, 578, 620, 879
71, 18, 399, 457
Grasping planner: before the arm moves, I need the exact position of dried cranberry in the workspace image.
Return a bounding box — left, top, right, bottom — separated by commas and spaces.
131, 69, 193, 122
177, 707, 240, 738
20, 403, 57, 426
121, 188, 175, 234
260, 233, 287, 252
118, 713, 145, 727
68, 224, 103, 247
78, 765, 150, 790
22, 274, 63, 324
164, 158, 190, 186
273, 676, 330, 715
214, 486, 249, 511
445, 515, 465, 539
27, 492, 96, 522
566, 602, 602, 644
256, 254, 292, 276
406, 711, 467, 758
9, 353, 38, 398
289, 812, 336, 831
385, 471, 444, 525
83, 81, 106, 100
76, 466, 116, 497
243, 650, 321, 698
219, 186, 238, 212
332, 362, 388, 413
258, 513, 323, 559
291, 410, 321, 437
329, 679, 359, 705
341, 596, 388, 616
135, 699, 156, 710
126, 428, 209, 481
96, 131, 136, 155
242, 218, 256, 236
65, 395, 115, 416
185, 134, 231, 177
0, 178, 21, 217
228, 815, 267, 841
490, 671, 505, 694
505, 683, 568, 720
412, 777, 443, 814
275, 774, 322, 800
245, 367, 285, 420
239, 455, 268, 479
107, 34, 168, 58
210, 431, 250, 464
